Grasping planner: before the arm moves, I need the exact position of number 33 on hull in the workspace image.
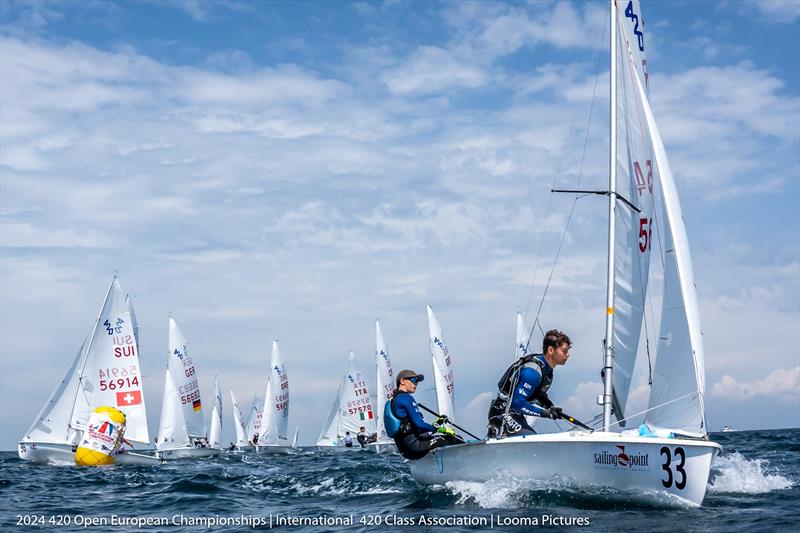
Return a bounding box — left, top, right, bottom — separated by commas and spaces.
409, 433, 721, 507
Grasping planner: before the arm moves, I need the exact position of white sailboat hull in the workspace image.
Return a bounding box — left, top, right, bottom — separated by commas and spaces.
409, 432, 721, 507
366, 441, 397, 454
18, 441, 162, 466
155, 447, 221, 459
255, 444, 293, 454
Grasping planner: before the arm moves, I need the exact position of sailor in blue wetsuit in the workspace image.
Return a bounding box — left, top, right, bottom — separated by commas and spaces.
386, 369, 463, 460
487, 329, 571, 438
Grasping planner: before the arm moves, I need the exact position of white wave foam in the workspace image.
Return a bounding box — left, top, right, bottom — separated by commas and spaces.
444, 478, 526, 508
708, 452, 794, 494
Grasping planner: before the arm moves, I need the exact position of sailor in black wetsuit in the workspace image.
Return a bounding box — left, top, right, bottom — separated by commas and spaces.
487, 329, 571, 438
386, 369, 463, 460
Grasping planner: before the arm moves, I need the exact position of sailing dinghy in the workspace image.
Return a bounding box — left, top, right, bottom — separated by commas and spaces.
18, 277, 160, 466
409, 0, 721, 507
426, 305, 456, 420
367, 320, 398, 454
208, 375, 223, 450
256, 340, 292, 454
316, 352, 376, 450
230, 390, 249, 451
155, 317, 219, 459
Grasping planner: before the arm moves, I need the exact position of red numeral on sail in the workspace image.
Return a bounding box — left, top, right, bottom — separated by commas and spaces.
639, 218, 652, 252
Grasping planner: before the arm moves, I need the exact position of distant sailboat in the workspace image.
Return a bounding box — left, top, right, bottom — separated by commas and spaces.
243, 394, 262, 451
256, 340, 292, 454
316, 352, 376, 449
368, 320, 397, 454
426, 305, 455, 420
155, 317, 219, 459
208, 376, 223, 450
230, 390, 249, 450
18, 277, 159, 465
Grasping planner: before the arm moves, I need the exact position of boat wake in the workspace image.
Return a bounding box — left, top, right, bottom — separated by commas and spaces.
708, 452, 794, 494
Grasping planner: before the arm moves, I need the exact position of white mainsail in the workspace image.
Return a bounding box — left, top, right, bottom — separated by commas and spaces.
426, 305, 455, 420
208, 376, 223, 448
260, 340, 289, 444
156, 317, 206, 448
23, 277, 150, 449
291, 427, 299, 448
609, 0, 656, 425
317, 352, 376, 445
515, 312, 529, 359
230, 390, 248, 447
374, 320, 395, 443
245, 395, 262, 443
68, 277, 150, 443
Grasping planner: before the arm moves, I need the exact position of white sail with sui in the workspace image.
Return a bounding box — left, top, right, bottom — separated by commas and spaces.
18, 277, 158, 466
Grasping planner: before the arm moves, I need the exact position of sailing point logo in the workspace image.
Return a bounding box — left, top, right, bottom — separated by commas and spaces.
593, 445, 650, 471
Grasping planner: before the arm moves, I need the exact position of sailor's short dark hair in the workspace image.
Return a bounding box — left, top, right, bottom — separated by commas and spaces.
542, 329, 571, 353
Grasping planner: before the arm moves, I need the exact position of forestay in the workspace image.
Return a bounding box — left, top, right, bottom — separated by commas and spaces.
610, 0, 657, 425
426, 305, 455, 420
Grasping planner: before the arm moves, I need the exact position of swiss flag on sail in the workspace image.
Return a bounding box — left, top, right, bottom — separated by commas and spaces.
116, 390, 142, 406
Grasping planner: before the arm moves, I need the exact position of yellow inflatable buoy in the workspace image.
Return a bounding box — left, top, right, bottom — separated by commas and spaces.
75, 406, 127, 466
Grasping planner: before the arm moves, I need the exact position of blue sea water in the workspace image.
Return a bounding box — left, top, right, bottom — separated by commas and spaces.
1, 429, 797, 532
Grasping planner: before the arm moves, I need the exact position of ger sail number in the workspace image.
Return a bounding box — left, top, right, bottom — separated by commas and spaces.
660, 446, 687, 490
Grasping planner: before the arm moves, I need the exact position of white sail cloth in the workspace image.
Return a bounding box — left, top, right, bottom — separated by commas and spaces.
374, 320, 395, 443
610, 0, 656, 425
23, 278, 150, 445
317, 352, 376, 445
208, 376, 223, 448
230, 390, 248, 447
426, 305, 455, 420
260, 340, 290, 444
628, 62, 707, 437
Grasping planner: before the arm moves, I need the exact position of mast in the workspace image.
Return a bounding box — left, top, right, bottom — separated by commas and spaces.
601, 0, 617, 432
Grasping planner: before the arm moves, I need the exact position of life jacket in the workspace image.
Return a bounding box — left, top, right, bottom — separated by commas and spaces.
383, 393, 411, 438
497, 354, 552, 401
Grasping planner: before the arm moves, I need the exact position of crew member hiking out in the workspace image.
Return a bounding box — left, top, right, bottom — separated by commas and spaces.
487, 329, 571, 438
383, 369, 463, 460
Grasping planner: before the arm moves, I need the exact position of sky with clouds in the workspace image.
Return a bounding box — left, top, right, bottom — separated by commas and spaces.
1, 0, 798, 450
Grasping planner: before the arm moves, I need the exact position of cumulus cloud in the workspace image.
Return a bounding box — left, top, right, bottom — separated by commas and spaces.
711, 367, 800, 401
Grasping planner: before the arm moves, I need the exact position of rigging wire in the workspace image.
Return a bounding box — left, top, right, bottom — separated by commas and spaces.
521, 14, 609, 354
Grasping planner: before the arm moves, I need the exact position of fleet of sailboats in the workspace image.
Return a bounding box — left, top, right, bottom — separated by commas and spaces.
15, 0, 724, 509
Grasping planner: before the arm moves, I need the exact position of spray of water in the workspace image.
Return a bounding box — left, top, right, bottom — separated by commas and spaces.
708, 452, 793, 494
